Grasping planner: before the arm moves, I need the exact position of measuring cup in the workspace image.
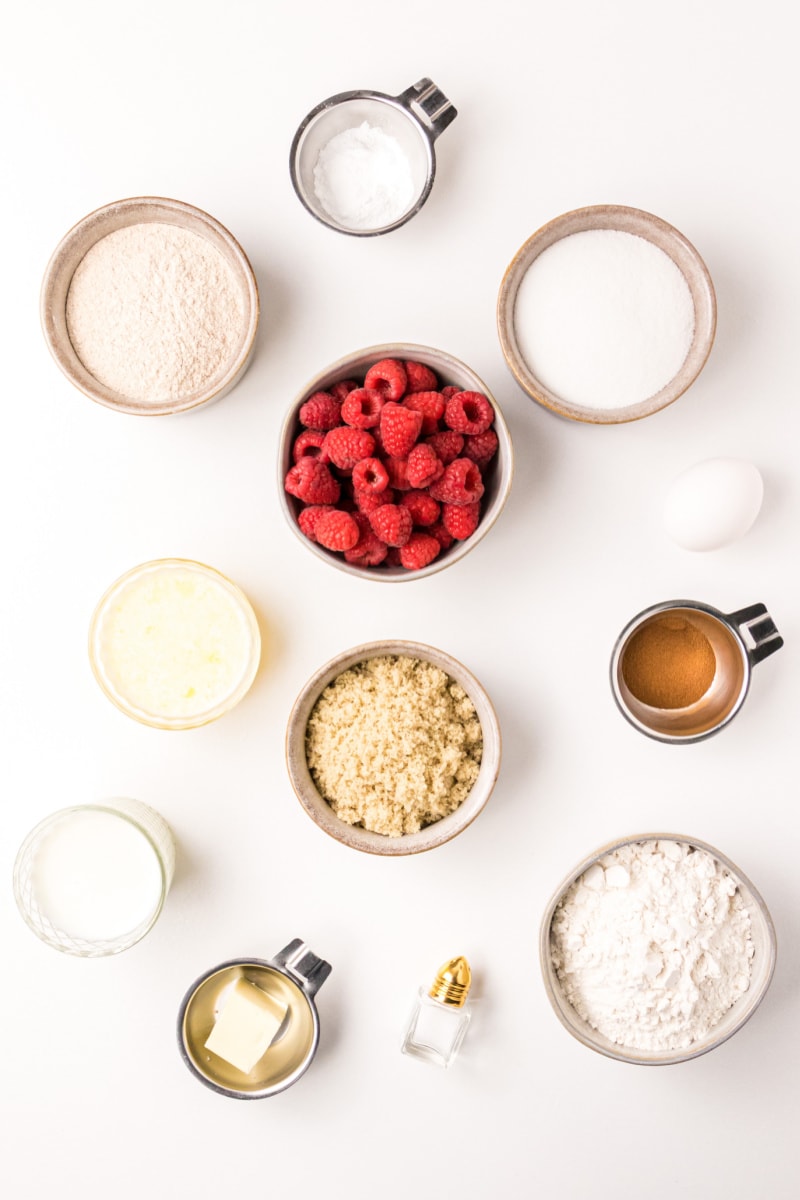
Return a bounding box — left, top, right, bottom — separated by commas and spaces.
289, 78, 457, 236
177, 938, 332, 1098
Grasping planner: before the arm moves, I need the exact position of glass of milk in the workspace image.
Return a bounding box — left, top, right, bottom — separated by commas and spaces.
13, 798, 175, 956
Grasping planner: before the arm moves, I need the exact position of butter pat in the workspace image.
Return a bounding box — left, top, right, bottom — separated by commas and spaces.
204, 978, 288, 1074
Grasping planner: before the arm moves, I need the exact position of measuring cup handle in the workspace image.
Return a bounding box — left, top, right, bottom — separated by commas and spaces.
273, 938, 332, 998
727, 603, 784, 665
397, 78, 457, 140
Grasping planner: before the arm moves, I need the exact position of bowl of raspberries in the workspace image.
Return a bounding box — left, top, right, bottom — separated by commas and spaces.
279, 343, 513, 579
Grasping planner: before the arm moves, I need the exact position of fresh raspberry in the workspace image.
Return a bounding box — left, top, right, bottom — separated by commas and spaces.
428, 521, 454, 551
462, 429, 499, 469
297, 505, 335, 542
284, 459, 340, 505
380, 402, 423, 458
443, 501, 481, 540
292, 429, 328, 464
341, 387, 385, 429
406, 443, 444, 489
425, 430, 464, 465
383, 456, 411, 491
444, 391, 494, 435
330, 379, 359, 403
441, 385, 460, 400
324, 427, 375, 470
429, 458, 485, 505
351, 456, 389, 493
368, 503, 413, 547
315, 509, 360, 552
354, 485, 396, 514
364, 358, 407, 401
344, 513, 389, 567
404, 361, 439, 393
400, 490, 440, 526
299, 390, 342, 431
399, 532, 441, 570
403, 390, 445, 435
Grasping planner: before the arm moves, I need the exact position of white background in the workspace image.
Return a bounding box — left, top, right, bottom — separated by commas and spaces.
2, 1, 798, 1196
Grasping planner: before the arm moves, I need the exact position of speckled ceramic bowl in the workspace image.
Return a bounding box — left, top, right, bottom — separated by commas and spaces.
285, 639, 501, 855
497, 205, 716, 424
539, 833, 776, 1065
278, 343, 514, 581
41, 196, 259, 416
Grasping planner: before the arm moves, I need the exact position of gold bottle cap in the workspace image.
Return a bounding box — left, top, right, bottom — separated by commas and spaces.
428, 956, 471, 1007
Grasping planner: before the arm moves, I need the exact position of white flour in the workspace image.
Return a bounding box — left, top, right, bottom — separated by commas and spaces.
66, 222, 245, 403
550, 840, 753, 1051
313, 121, 414, 230
514, 229, 695, 410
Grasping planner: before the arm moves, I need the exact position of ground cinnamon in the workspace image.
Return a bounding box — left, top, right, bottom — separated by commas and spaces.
621, 615, 716, 709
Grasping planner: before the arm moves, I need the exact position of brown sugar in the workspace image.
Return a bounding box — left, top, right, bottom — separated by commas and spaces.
621, 615, 717, 709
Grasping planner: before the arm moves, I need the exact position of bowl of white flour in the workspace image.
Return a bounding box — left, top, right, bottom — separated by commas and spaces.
41, 197, 259, 416
540, 834, 776, 1064
497, 206, 716, 424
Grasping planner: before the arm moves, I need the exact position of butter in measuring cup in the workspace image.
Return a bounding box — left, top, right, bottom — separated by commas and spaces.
89, 558, 261, 729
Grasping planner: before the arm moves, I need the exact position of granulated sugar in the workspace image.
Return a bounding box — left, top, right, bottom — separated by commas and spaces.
312, 121, 415, 230
66, 222, 245, 403
514, 229, 695, 410
550, 840, 753, 1051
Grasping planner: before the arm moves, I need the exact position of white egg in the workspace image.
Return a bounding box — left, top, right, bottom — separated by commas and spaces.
663, 457, 764, 551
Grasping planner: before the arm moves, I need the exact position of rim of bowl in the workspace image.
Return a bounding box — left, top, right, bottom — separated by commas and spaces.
40, 196, 260, 416
497, 204, 717, 425
88, 557, 262, 730
278, 342, 514, 581
538, 832, 777, 1065
285, 639, 502, 855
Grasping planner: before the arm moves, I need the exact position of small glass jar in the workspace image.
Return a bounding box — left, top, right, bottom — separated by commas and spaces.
89, 558, 261, 730
401, 956, 472, 1068
13, 798, 175, 957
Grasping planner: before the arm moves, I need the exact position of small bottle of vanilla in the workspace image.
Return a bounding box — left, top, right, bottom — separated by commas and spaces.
401, 956, 472, 1068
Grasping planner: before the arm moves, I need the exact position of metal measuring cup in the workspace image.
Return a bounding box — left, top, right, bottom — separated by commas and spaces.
177, 938, 332, 1098
289, 77, 457, 236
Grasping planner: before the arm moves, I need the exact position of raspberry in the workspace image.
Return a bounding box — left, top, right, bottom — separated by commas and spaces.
341, 387, 385, 429
462, 429, 499, 469
355, 485, 396, 514
429, 458, 485, 505
324, 427, 375, 471
299, 390, 342, 431
284, 459, 340, 505
399, 532, 441, 570
368, 503, 413, 547
384, 456, 411, 491
364, 358, 407, 401
444, 391, 494, 435
400, 490, 440, 526
351, 456, 390, 493
425, 430, 464, 465
315, 509, 360, 552
380, 402, 423, 457
443, 501, 481, 540
404, 361, 439, 393
428, 521, 454, 551
384, 546, 404, 567
403, 390, 445, 435
330, 379, 359, 403
344, 513, 389, 566
441, 385, 460, 400
406, 443, 444, 489
297, 505, 335, 542
292, 429, 328, 463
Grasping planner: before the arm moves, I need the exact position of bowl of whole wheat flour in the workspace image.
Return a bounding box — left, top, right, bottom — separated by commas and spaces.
41, 197, 259, 416
540, 833, 776, 1064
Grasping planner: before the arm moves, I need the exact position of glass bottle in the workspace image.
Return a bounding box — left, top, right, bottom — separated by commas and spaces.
401, 956, 472, 1067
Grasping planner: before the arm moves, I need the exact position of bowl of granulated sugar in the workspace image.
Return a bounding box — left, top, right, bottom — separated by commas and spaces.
497, 205, 716, 424
41, 197, 259, 416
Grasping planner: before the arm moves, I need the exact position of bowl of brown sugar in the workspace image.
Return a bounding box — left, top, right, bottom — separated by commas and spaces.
285, 640, 501, 855
41, 196, 259, 416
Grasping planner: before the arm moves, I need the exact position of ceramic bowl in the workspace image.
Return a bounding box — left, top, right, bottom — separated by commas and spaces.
285, 639, 501, 855
278, 343, 514, 581
539, 833, 776, 1065
40, 196, 259, 416
497, 205, 716, 424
